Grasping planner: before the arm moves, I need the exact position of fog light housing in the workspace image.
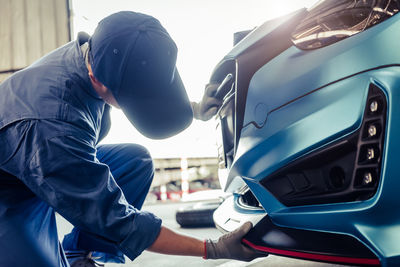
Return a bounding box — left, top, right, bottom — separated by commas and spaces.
367, 148, 375, 160
363, 121, 382, 140
363, 172, 373, 185
370, 100, 379, 113
368, 124, 377, 137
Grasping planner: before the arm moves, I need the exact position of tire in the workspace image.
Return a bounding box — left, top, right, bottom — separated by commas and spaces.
175, 201, 221, 228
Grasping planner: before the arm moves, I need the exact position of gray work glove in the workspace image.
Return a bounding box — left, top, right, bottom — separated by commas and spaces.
204, 222, 267, 262
192, 83, 222, 121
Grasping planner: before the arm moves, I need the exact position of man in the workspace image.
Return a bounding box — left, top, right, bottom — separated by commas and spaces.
0, 11, 265, 266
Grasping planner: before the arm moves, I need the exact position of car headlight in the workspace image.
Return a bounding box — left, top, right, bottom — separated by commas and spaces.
292, 0, 400, 50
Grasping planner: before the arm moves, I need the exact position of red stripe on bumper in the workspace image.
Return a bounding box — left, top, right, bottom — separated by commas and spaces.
242, 238, 380, 266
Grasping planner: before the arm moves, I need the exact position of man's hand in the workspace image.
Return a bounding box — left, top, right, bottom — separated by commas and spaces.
205, 222, 267, 262
192, 83, 222, 121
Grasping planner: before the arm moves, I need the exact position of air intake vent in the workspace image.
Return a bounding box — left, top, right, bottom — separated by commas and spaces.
261, 84, 386, 206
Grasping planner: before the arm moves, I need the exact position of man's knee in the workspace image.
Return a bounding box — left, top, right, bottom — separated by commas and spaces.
113, 144, 155, 207
120, 143, 152, 160
119, 143, 154, 183
97, 143, 155, 192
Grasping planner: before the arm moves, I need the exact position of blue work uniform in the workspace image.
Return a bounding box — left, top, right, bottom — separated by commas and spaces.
0, 33, 162, 266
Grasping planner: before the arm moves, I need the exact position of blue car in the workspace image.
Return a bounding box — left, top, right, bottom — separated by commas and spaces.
212, 0, 400, 266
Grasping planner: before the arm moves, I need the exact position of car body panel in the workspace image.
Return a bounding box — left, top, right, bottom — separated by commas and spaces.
241, 12, 400, 129
236, 67, 400, 265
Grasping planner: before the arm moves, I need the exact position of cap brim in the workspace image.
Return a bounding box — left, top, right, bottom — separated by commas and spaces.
118, 69, 193, 139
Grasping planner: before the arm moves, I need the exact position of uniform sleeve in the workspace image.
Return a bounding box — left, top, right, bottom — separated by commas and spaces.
19, 130, 161, 260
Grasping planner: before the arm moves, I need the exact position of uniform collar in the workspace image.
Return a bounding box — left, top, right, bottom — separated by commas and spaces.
70, 32, 103, 100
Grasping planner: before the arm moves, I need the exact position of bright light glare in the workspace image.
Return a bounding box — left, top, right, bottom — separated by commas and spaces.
72, 0, 318, 158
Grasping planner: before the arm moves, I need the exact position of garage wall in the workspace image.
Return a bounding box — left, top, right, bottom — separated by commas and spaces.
0, 0, 71, 83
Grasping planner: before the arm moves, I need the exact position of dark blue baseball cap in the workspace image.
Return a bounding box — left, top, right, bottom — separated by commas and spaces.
88, 11, 193, 139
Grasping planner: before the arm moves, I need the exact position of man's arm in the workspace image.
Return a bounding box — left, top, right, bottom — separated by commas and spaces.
148, 226, 204, 256
147, 223, 267, 262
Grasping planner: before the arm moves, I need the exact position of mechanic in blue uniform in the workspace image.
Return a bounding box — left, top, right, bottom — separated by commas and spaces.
0, 11, 265, 267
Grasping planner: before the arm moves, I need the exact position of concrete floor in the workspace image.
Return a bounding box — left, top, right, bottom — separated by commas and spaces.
56, 202, 352, 267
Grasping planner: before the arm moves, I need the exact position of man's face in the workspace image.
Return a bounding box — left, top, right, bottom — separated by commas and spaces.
87, 61, 120, 108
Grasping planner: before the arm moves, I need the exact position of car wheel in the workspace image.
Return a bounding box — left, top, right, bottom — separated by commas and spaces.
175, 201, 221, 228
